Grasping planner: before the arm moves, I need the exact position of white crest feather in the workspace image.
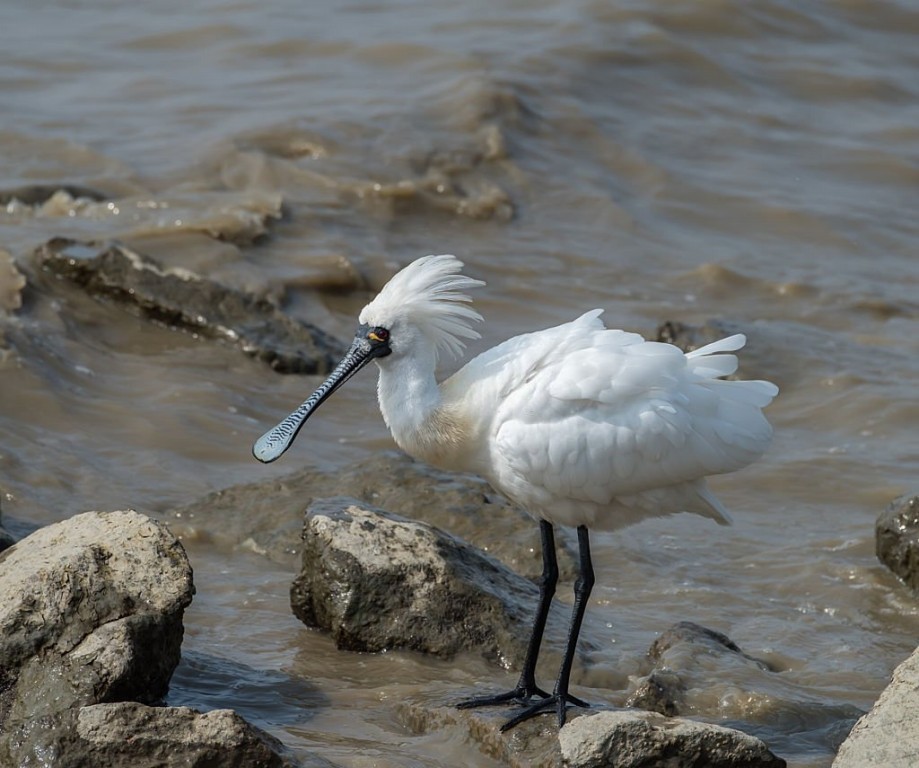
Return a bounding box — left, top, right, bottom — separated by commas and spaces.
359, 254, 485, 360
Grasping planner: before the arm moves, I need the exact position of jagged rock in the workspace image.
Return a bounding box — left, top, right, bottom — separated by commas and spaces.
32, 701, 309, 768
559, 710, 786, 768
0, 510, 194, 765
831, 645, 919, 768
166, 451, 578, 580
31, 237, 345, 373
627, 621, 771, 717
876, 493, 919, 592
289, 497, 566, 665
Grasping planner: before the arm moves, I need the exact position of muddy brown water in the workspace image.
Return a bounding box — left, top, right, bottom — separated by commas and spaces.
1, 1, 918, 765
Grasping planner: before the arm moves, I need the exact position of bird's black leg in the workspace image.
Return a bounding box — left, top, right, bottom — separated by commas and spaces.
499, 525, 594, 731
457, 519, 558, 710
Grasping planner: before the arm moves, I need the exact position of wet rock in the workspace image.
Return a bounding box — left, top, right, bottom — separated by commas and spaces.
0, 492, 14, 552
32, 237, 345, 373
30, 701, 307, 768
627, 621, 771, 717
0, 183, 106, 206
875, 493, 919, 592
0, 248, 26, 314
0, 510, 194, 764
559, 710, 786, 768
290, 497, 562, 665
399, 701, 785, 768
831, 645, 919, 768
166, 451, 578, 580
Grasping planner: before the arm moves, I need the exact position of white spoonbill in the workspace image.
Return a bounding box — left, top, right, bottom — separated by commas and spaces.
253, 254, 778, 730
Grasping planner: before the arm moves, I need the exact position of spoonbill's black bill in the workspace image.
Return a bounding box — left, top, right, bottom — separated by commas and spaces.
253, 254, 778, 730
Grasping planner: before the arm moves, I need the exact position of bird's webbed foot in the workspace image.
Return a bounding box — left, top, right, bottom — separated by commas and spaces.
497, 691, 589, 732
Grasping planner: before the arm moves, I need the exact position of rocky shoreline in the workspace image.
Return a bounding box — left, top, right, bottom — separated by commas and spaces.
3, 480, 916, 766
2, 230, 916, 765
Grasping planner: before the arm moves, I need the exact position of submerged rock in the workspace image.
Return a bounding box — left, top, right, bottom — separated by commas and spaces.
0, 183, 106, 206
290, 497, 564, 665
832, 645, 919, 768
627, 621, 771, 717
32, 237, 345, 373
399, 701, 785, 768
40, 702, 307, 768
167, 451, 578, 580
876, 493, 919, 592
0, 510, 194, 764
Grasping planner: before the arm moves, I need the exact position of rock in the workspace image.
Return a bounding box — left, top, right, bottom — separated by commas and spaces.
831, 646, 919, 768
626, 622, 771, 717
31, 237, 345, 374
0, 183, 106, 206
0, 492, 14, 553
876, 493, 919, 591
29, 701, 307, 768
0, 247, 26, 314
290, 497, 565, 665
166, 451, 578, 580
559, 710, 786, 768
398, 701, 785, 768
398, 699, 564, 768
0, 510, 194, 764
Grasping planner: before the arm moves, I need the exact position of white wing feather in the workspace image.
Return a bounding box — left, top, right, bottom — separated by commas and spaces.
447, 311, 777, 530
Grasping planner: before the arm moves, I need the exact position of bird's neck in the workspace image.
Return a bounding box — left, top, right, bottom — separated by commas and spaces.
375, 351, 468, 468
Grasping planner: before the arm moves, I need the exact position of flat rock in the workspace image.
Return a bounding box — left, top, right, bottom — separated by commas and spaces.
876, 493, 919, 591
290, 497, 566, 665
32, 237, 345, 373
831, 645, 919, 768
36, 701, 310, 768
559, 710, 786, 768
0, 510, 194, 764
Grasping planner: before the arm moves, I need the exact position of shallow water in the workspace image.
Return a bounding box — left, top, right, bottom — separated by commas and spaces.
1, 1, 918, 765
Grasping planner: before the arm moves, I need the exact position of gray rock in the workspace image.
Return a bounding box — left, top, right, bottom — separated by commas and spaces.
831, 646, 919, 768
32, 237, 345, 374
559, 710, 786, 768
398, 701, 785, 768
166, 451, 578, 580
626, 622, 771, 717
32, 701, 308, 768
876, 493, 919, 591
290, 497, 565, 665
0, 510, 194, 764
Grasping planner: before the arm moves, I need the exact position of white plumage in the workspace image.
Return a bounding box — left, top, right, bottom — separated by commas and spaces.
253, 253, 778, 731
